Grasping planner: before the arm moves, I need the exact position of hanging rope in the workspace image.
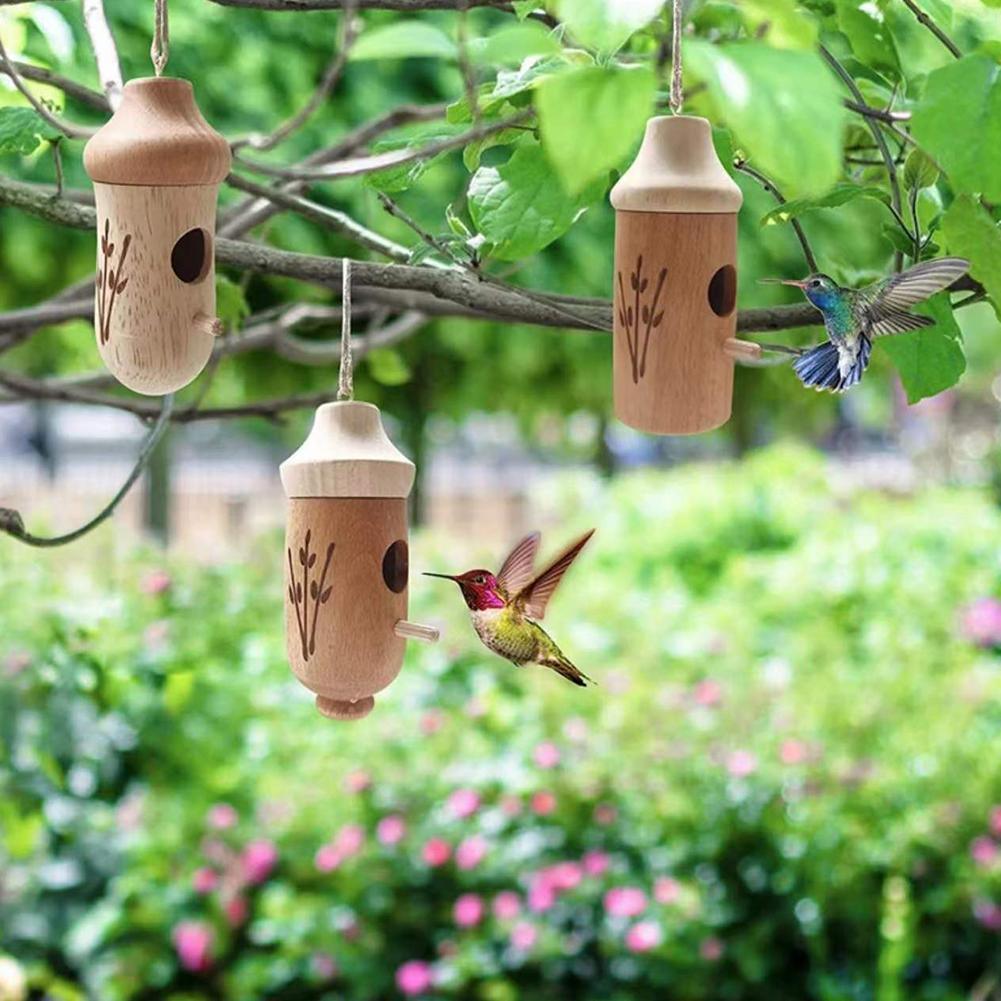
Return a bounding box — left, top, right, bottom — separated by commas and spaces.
337, 259, 354, 401
151, 0, 169, 76
670, 0, 684, 115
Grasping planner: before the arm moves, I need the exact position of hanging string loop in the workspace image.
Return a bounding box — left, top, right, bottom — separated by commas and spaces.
337, 259, 354, 401
670, 0, 684, 115
151, 0, 169, 77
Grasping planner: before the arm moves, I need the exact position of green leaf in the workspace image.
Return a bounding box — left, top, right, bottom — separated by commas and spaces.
739, 0, 818, 49
462, 126, 530, 171
215, 275, 250, 331
879, 293, 964, 403
836, 0, 900, 79
903, 149, 939, 191
364, 126, 460, 193
911, 55, 1001, 201
0, 106, 61, 155
686, 41, 846, 198
349, 22, 456, 61
164, 670, 195, 715
512, 0, 537, 19
536, 64, 655, 194
367, 347, 411, 385
941, 194, 1001, 320
760, 182, 889, 226
446, 55, 576, 125
553, 0, 663, 52
468, 23, 559, 65
468, 143, 602, 259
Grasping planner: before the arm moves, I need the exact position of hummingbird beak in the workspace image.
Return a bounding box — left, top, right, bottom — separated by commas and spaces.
759, 277, 809, 288
422, 572, 458, 581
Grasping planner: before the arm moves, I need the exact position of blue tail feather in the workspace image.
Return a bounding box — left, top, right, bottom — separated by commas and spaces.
793, 336, 871, 393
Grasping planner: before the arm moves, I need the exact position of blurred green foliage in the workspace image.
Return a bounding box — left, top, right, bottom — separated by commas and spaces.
3, 446, 1001, 999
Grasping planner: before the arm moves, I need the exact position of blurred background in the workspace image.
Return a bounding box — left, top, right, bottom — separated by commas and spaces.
3, 0, 1001, 998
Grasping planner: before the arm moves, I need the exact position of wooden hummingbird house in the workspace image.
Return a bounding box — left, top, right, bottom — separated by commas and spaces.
83, 78, 231, 395
611, 115, 759, 435
280, 401, 439, 721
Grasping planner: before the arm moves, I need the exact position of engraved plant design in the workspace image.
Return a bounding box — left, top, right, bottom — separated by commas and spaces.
617, 255, 667, 384
97, 218, 132, 346
287, 529, 335, 661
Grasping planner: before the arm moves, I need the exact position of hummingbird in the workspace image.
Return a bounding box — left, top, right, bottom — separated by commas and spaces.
424, 529, 595, 687
771, 257, 969, 392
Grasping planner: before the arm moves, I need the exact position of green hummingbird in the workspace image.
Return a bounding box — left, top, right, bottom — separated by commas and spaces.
773, 257, 969, 392
424, 529, 595, 687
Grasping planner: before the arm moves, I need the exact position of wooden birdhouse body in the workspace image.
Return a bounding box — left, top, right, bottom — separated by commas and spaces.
280, 402, 423, 721
84, 78, 230, 396
611, 115, 743, 435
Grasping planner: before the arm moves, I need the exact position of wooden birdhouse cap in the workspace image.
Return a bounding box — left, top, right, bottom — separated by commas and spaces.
611, 115, 742, 214
280, 401, 416, 499
84, 77, 231, 186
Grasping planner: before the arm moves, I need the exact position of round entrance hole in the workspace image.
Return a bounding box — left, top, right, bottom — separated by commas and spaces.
708, 265, 737, 317
171, 228, 211, 284
382, 540, 409, 593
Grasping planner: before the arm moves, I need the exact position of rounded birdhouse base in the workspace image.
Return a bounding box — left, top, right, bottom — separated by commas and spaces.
315, 694, 375, 721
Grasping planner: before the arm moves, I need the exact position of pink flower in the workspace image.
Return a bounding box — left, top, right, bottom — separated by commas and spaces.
528, 879, 556, 913
531, 791, 557, 816
583, 850, 610, 877
172, 921, 213, 973
972, 836, 999, 868
224, 894, 248, 927
447, 788, 481, 819
726, 749, 757, 778
493, 891, 521, 920
604, 886, 647, 918
420, 710, 444, 734
693, 679, 722, 707
377, 815, 407, 846
534, 742, 561, 769
989, 807, 1001, 837
422, 838, 451, 867
344, 770, 371, 794
395, 960, 433, 996
510, 921, 537, 951
335, 823, 364, 857
974, 899, 1001, 931
141, 570, 172, 595
315, 843, 342, 872
311, 952, 338, 980
563, 717, 589, 742
241, 839, 278, 884
780, 740, 808, 766
653, 876, 680, 905
961, 597, 1001, 647
700, 936, 724, 961
456, 835, 487, 870
453, 893, 484, 928
625, 920, 662, 953
547, 861, 582, 891
207, 803, 238, 830
501, 795, 522, 817
594, 803, 617, 825
192, 867, 218, 894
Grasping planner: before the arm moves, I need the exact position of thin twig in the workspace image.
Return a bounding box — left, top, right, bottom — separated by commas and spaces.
0, 36, 95, 138
232, 2, 360, 152
899, 0, 962, 59
0, 394, 173, 547
842, 99, 910, 124
456, 2, 480, 124
81, 0, 124, 110
1, 61, 110, 112
734, 160, 819, 273
234, 113, 531, 181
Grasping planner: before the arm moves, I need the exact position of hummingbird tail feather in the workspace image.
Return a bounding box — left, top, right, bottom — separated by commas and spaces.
793, 335, 871, 393
540, 655, 592, 688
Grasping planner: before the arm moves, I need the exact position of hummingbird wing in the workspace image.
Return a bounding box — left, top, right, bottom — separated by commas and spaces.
513, 529, 595, 621
496, 532, 541, 596
864, 257, 969, 310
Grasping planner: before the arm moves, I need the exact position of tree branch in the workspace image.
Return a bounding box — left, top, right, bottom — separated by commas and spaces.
0, 393, 173, 547
231, 3, 360, 152
842, 99, 911, 124
1, 61, 110, 112
899, 0, 962, 59
81, 0, 124, 110
208, 0, 514, 10
734, 160, 819, 273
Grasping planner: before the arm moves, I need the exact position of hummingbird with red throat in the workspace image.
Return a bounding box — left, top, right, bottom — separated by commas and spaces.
424, 530, 595, 687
